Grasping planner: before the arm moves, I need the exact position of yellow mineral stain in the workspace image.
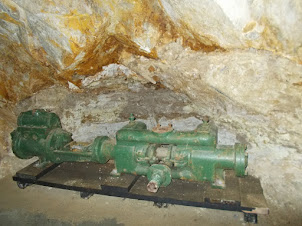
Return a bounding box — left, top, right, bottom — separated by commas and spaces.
7, 3, 18, 13
243, 21, 256, 33
0, 12, 21, 25
63, 10, 98, 35
61, 0, 223, 86
49, 39, 61, 48
58, 9, 106, 69
0, 0, 231, 103
75, 35, 122, 73
0, 42, 57, 103
60, 35, 123, 86
61, 1, 164, 80
62, 37, 81, 66
260, 17, 283, 52
0, 33, 9, 40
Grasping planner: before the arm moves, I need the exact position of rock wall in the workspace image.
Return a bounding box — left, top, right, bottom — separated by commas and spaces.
1, 0, 302, 102
122, 45, 302, 224
1, 0, 302, 225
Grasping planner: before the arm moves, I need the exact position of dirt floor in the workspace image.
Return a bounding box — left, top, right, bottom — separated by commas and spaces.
0, 175, 272, 226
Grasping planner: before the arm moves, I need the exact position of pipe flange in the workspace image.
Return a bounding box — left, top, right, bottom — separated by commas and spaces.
147, 164, 172, 192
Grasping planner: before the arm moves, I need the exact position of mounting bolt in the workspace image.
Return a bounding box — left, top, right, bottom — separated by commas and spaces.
202, 116, 210, 123
147, 164, 172, 193
129, 113, 135, 122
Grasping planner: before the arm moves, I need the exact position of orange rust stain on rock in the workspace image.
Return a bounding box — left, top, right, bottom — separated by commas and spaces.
113, 0, 176, 58
59, 10, 105, 69
121, 40, 158, 59
29, 47, 50, 67
260, 17, 283, 52
0, 77, 9, 100
176, 20, 224, 52
59, 35, 123, 87
156, 0, 224, 52
3, 70, 55, 103
28, 72, 54, 93
0, 42, 57, 103
293, 81, 302, 86
75, 35, 122, 74
1, 0, 227, 103
68, 37, 81, 55
148, 65, 156, 72
62, 0, 223, 81
152, 75, 160, 82
183, 36, 224, 52
62, 38, 80, 67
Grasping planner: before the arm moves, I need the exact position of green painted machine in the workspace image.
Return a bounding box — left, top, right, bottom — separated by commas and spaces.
11, 109, 248, 193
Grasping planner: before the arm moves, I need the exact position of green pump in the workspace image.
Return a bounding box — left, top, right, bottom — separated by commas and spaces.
11, 109, 248, 193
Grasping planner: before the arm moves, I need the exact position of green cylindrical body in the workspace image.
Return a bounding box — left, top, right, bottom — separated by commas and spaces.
116, 121, 217, 146
11, 110, 248, 191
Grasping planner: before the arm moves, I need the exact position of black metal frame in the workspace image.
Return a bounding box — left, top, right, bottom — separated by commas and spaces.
13, 162, 261, 223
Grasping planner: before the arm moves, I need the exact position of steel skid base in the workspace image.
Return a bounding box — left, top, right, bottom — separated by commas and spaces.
13, 161, 268, 224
